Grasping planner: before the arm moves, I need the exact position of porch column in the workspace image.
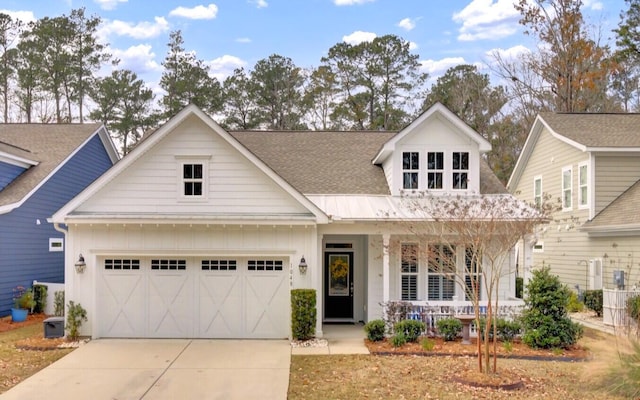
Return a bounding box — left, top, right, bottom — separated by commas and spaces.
382, 234, 390, 303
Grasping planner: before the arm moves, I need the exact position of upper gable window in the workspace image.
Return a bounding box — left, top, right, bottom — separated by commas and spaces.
176, 156, 210, 200
402, 152, 419, 190
427, 152, 444, 189
562, 166, 572, 210
452, 152, 469, 190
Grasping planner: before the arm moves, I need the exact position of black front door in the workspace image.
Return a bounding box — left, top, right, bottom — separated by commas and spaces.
324, 251, 354, 320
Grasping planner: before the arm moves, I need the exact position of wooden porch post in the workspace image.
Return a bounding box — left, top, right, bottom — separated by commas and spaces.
383, 234, 390, 303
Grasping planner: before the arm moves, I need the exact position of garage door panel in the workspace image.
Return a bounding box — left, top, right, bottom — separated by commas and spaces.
198, 274, 242, 337
99, 273, 146, 337
148, 273, 194, 338
245, 273, 289, 338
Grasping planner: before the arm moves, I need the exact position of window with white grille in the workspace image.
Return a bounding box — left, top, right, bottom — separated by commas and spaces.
400, 243, 418, 301
151, 259, 186, 270
427, 244, 455, 300
201, 260, 237, 271
105, 259, 140, 270
248, 260, 283, 271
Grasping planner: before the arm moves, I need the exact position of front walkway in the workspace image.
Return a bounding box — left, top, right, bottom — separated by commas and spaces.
291, 324, 369, 355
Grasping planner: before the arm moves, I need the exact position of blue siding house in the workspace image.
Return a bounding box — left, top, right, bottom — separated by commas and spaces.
0, 124, 118, 316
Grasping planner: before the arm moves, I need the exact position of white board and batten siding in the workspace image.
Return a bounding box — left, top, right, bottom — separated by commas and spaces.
75, 114, 310, 217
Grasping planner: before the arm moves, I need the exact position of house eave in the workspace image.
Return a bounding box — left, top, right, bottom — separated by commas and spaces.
58, 213, 321, 226
580, 224, 640, 237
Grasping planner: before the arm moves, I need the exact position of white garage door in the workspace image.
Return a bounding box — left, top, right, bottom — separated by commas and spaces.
97, 257, 290, 338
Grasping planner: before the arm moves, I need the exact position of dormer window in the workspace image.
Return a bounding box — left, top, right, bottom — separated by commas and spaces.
402, 152, 419, 189
427, 152, 444, 189
452, 152, 469, 189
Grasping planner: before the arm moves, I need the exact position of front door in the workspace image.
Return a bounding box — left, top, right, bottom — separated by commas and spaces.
324, 251, 354, 320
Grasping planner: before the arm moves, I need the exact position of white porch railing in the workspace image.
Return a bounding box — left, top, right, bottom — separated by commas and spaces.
603, 288, 640, 327
382, 299, 525, 337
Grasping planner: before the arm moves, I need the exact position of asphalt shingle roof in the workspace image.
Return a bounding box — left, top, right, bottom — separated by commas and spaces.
583, 178, 640, 229
0, 124, 102, 206
540, 112, 640, 148
230, 130, 507, 195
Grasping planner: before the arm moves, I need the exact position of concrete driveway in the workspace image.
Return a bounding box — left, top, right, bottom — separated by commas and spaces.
1, 339, 291, 400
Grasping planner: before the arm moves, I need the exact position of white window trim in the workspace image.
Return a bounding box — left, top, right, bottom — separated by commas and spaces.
532, 241, 544, 253
533, 175, 542, 207
176, 156, 211, 201
399, 243, 420, 300
578, 162, 589, 209
49, 238, 64, 252
451, 151, 470, 190
561, 166, 572, 211
401, 151, 421, 191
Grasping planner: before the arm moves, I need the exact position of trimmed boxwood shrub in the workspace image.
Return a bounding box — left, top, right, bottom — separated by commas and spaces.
291, 289, 316, 340
390, 332, 407, 347
436, 317, 462, 341
478, 317, 522, 342
584, 289, 603, 317
364, 319, 386, 342
394, 319, 425, 343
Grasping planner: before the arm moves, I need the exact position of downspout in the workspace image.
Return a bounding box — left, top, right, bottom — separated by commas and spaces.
53, 222, 68, 236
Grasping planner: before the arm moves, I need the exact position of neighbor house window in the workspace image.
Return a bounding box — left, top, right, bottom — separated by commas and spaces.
402, 152, 419, 190
49, 238, 63, 252
533, 176, 542, 207
427, 244, 455, 300
183, 163, 203, 196
464, 247, 481, 301
532, 241, 544, 253
427, 152, 444, 189
452, 152, 469, 189
400, 243, 418, 300
578, 163, 588, 208
562, 167, 572, 210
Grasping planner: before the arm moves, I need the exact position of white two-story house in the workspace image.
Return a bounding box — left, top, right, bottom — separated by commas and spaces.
52, 103, 524, 339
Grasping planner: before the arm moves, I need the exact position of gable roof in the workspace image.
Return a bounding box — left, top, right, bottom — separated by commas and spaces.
372, 102, 492, 164
231, 130, 506, 195
52, 104, 329, 224
581, 178, 640, 235
508, 112, 640, 191
0, 124, 118, 213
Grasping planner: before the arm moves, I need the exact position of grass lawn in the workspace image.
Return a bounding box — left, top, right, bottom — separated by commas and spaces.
288, 328, 632, 400
0, 322, 73, 394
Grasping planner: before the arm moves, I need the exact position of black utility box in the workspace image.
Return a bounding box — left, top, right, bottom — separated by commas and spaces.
43, 316, 64, 338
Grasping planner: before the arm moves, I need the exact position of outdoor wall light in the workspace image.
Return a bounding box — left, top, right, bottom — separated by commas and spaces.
298, 256, 308, 274
75, 253, 86, 274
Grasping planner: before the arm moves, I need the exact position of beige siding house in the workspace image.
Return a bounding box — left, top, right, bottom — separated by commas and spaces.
509, 113, 640, 292
52, 103, 526, 340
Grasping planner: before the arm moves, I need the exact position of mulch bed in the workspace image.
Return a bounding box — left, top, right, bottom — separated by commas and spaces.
0, 314, 79, 350
365, 336, 590, 361
0, 313, 48, 333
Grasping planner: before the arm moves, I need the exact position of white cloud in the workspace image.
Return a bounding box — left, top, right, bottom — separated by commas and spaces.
169, 4, 219, 20
420, 57, 465, 76
398, 17, 416, 31
94, 0, 128, 10
250, 0, 268, 8
583, 0, 603, 10
0, 9, 36, 23
110, 44, 162, 75
453, 0, 520, 41
409, 41, 418, 51
342, 31, 376, 45
235, 37, 252, 43
207, 55, 246, 81
487, 45, 531, 61
99, 17, 170, 40
334, 0, 374, 5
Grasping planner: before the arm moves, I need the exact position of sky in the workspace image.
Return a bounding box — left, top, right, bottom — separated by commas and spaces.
0, 0, 630, 93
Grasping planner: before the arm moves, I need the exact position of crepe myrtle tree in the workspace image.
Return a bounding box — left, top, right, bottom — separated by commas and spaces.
386, 192, 551, 374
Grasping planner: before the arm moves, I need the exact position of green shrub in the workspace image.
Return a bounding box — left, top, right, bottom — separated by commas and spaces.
66, 301, 87, 341
584, 289, 603, 317
54, 291, 65, 317
436, 318, 462, 341
566, 291, 584, 313
364, 319, 386, 342
291, 289, 317, 340
516, 277, 523, 298
390, 332, 407, 347
496, 318, 522, 342
521, 267, 583, 349
32, 284, 47, 314
421, 337, 435, 351
394, 319, 425, 343
626, 295, 640, 321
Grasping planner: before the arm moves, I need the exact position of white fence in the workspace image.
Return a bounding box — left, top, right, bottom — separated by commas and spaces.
603, 288, 640, 327
383, 299, 525, 337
